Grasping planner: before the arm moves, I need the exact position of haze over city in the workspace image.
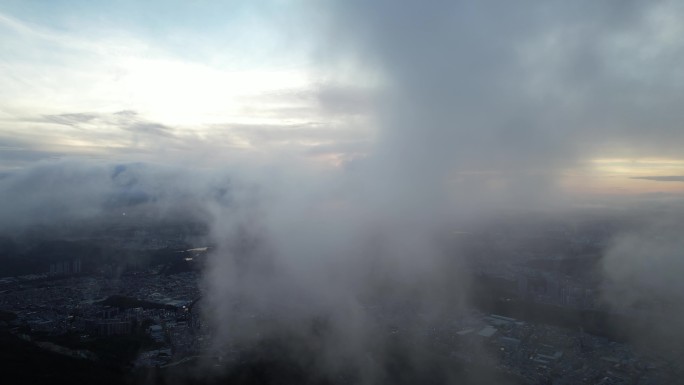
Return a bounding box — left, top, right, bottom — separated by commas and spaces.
0, 1, 683, 384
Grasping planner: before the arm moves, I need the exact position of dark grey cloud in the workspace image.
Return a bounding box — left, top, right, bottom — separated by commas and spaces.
632, 176, 684, 182
12, 104, 369, 168
111, 110, 176, 138
42, 112, 98, 126
325, 0, 684, 192
42, 110, 176, 138
122, 122, 175, 138
0, 111, 187, 169
113, 110, 138, 117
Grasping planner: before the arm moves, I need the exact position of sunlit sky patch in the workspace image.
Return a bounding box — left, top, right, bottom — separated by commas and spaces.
0, 0, 378, 170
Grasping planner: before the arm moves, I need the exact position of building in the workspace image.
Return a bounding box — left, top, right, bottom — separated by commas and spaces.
86, 319, 132, 336
49, 259, 82, 275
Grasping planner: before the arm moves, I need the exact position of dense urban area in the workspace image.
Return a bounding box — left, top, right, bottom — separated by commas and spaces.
0, 214, 681, 384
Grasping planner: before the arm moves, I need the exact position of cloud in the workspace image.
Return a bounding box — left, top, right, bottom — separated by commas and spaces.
124, 122, 174, 137
631, 175, 684, 182
114, 112, 176, 138
326, 0, 684, 174
44, 110, 176, 138
0, 160, 244, 234
195, 1, 684, 380
43, 113, 98, 126
601, 211, 684, 349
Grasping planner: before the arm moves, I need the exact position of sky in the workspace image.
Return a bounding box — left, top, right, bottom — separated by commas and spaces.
1, 0, 684, 201
0, 0, 376, 172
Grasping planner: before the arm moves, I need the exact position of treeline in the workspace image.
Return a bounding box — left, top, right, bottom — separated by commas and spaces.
97, 295, 178, 310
